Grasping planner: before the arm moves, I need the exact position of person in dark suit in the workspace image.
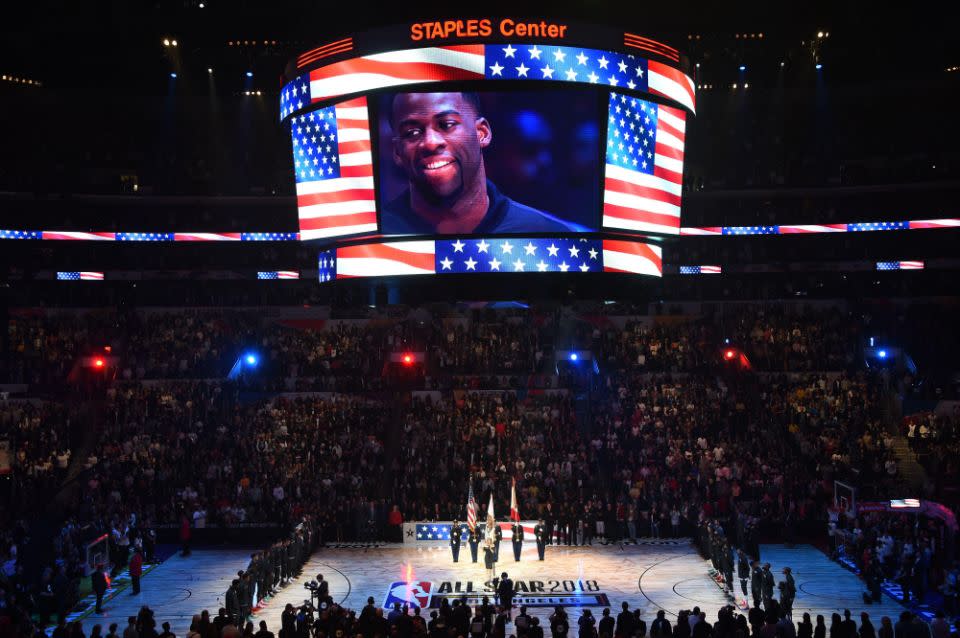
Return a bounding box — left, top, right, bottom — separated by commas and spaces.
468, 527, 480, 563
616, 602, 635, 638
496, 572, 515, 620
761, 563, 775, 610
750, 561, 763, 609
511, 523, 524, 562
450, 521, 462, 563
598, 609, 615, 638
737, 551, 750, 599
779, 567, 796, 619
534, 520, 546, 561
92, 564, 108, 613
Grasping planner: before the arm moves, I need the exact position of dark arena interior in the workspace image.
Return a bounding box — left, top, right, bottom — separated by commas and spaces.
3, 3, 960, 638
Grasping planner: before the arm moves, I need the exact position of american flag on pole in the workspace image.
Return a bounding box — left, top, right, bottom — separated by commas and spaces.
509, 478, 520, 523
602, 91, 686, 235
293, 97, 378, 241
466, 479, 477, 533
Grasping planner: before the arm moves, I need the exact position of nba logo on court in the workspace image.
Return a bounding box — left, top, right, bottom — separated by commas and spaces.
383, 581, 433, 610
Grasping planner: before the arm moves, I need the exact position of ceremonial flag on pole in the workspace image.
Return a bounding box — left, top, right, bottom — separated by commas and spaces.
466, 478, 477, 532
486, 493, 496, 533
510, 478, 520, 522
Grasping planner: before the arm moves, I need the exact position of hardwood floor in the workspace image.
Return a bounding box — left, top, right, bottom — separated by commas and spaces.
74, 541, 908, 637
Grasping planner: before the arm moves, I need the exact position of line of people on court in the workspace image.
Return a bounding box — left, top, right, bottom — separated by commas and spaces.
449, 521, 549, 565
223, 518, 316, 623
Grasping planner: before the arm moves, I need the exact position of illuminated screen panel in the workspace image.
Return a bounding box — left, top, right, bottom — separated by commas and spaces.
318, 236, 662, 280
291, 96, 378, 241
601, 91, 686, 236
377, 89, 600, 235
279, 43, 696, 122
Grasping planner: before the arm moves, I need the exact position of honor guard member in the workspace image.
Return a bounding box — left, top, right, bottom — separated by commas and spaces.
468, 525, 480, 563
511, 522, 524, 562
750, 560, 763, 609
737, 550, 750, 599
493, 524, 503, 562
534, 520, 546, 561
450, 520, 462, 563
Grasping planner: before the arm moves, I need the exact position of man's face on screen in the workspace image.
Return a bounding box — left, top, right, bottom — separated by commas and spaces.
391, 92, 491, 202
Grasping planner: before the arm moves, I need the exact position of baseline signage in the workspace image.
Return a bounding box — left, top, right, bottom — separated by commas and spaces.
384, 578, 610, 609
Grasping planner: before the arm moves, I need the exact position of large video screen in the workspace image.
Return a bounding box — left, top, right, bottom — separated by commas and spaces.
291, 90, 686, 241
376, 89, 600, 235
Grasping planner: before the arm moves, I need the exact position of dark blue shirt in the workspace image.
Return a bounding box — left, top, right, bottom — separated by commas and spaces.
381, 180, 579, 235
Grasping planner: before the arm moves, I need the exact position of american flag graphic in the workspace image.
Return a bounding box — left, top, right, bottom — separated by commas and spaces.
722, 226, 779, 235
57, 271, 104, 281
602, 91, 686, 236
601, 239, 663, 276
434, 238, 602, 274
318, 250, 337, 283
43, 231, 116, 241
0, 230, 41, 240
679, 265, 722, 274
466, 479, 477, 533
116, 232, 174, 241
257, 271, 300, 279
910, 218, 960, 229
293, 97, 378, 241
281, 43, 696, 119
241, 232, 299, 241
333, 238, 663, 279
336, 241, 435, 278
877, 261, 924, 270
848, 222, 909, 232
174, 233, 243, 241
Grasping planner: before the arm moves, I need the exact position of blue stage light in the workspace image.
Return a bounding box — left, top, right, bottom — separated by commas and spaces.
246, 71, 253, 78
170, 72, 177, 79
816, 63, 823, 70
739, 65, 746, 71
245, 354, 258, 366
878, 350, 887, 359
569, 353, 578, 362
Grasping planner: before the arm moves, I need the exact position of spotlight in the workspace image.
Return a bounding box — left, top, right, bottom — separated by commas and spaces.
878, 350, 887, 359
569, 353, 578, 362
816, 63, 823, 70
724, 349, 736, 361
246, 71, 253, 78
780, 61, 785, 67
199, 1, 204, 6
94, 358, 105, 368
817, 31, 824, 38
207, 67, 213, 74
739, 65, 746, 71
245, 354, 258, 366
695, 62, 700, 68
163, 39, 170, 46
402, 354, 413, 365
170, 72, 177, 78
171, 39, 178, 47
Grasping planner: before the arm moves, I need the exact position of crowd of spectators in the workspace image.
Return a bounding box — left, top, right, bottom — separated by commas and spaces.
1, 303, 958, 626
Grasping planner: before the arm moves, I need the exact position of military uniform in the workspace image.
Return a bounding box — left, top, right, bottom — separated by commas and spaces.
511, 524, 524, 562
493, 525, 503, 562
534, 522, 546, 561
468, 528, 480, 563
451, 523, 462, 563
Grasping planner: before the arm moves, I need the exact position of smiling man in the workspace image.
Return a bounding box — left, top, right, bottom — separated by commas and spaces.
381, 91, 578, 235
